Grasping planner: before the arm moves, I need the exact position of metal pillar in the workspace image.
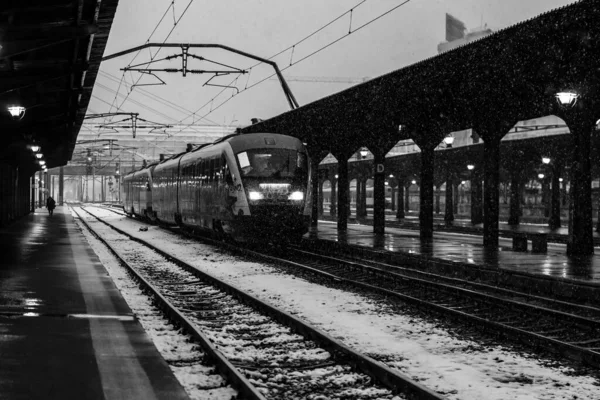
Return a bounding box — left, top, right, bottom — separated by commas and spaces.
337, 160, 349, 231
92, 166, 95, 202
318, 180, 324, 216
549, 164, 561, 230
566, 118, 594, 255
396, 180, 405, 219
310, 157, 320, 227
470, 173, 483, 225
444, 176, 454, 224
419, 146, 435, 240
355, 177, 363, 218
405, 182, 411, 212
330, 177, 337, 217
508, 173, 521, 225
483, 136, 501, 249
59, 167, 64, 205
373, 153, 386, 234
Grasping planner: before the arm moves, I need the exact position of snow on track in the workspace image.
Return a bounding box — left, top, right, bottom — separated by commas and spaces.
82, 205, 600, 400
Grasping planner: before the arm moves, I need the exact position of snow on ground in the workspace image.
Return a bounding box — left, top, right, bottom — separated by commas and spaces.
82, 206, 600, 400
73, 208, 237, 400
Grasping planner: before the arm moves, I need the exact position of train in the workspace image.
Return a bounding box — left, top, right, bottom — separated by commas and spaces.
121, 132, 311, 242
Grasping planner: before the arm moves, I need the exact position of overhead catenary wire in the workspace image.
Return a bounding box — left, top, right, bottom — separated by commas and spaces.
99, 70, 220, 125
110, 0, 196, 115
162, 0, 413, 141
106, 1, 176, 114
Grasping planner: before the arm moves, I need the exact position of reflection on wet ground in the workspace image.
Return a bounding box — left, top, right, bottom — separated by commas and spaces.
312, 221, 600, 282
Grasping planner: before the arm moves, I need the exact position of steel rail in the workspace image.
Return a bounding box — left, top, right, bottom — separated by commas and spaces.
71, 206, 267, 400
77, 205, 447, 400
98, 204, 600, 367
245, 245, 600, 368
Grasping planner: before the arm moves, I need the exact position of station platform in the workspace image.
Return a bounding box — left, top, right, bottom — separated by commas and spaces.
0, 206, 189, 400
308, 218, 600, 302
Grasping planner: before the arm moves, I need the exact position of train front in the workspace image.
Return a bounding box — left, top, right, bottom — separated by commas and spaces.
229, 134, 310, 242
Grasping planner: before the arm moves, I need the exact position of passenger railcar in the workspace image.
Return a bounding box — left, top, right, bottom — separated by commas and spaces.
150, 132, 311, 242
121, 164, 156, 218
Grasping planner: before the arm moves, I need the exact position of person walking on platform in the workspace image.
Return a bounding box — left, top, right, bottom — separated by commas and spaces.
46, 196, 56, 216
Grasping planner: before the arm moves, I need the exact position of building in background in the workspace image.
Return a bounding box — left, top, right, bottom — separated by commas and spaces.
437, 13, 493, 54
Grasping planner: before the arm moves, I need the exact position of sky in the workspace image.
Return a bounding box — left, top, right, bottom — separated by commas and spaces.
89, 0, 579, 132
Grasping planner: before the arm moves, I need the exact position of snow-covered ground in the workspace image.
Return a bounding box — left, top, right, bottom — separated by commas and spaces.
73, 208, 237, 400
78, 206, 600, 400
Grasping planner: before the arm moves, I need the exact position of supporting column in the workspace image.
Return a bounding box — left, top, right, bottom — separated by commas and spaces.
419, 145, 436, 240
508, 173, 521, 225
310, 157, 320, 227
444, 175, 454, 225
30, 175, 35, 213
330, 176, 337, 217
452, 182, 459, 214
336, 159, 349, 231
372, 152, 387, 234
58, 167, 65, 206
390, 185, 396, 211
549, 163, 562, 230
396, 179, 405, 219
360, 178, 368, 218
434, 185, 441, 214
318, 180, 324, 216
470, 172, 483, 225
565, 117, 595, 255
482, 136, 502, 249
355, 177, 363, 218
306, 146, 330, 228
404, 182, 410, 212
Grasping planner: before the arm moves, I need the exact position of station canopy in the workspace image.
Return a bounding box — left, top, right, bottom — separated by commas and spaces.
0, 0, 119, 171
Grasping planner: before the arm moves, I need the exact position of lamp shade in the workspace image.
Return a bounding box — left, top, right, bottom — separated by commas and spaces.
7, 106, 25, 120
555, 91, 578, 107
443, 135, 455, 146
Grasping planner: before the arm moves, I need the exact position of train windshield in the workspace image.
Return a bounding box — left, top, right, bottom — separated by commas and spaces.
237, 149, 307, 180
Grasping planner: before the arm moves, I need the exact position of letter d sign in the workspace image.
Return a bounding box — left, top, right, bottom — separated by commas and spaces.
376, 164, 385, 174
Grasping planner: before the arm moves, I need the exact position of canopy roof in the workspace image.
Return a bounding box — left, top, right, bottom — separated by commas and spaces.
0, 0, 119, 170
242, 0, 600, 154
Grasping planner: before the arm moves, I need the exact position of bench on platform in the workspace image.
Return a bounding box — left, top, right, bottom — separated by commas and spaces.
512, 232, 548, 253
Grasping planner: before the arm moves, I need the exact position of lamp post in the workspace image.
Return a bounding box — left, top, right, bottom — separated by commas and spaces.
554, 89, 596, 255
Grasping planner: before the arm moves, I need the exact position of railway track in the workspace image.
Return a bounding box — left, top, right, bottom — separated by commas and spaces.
92, 203, 600, 367
245, 244, 600, 369
73, 205, 445, 400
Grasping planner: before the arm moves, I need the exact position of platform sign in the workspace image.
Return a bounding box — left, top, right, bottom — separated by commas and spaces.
375, 164, 385, 174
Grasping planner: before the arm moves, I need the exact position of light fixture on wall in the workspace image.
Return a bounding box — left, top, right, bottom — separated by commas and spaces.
555, 91, 578, 108
542, 157, 551, 164
7, 106, 26, 120
467, 164, 475, 171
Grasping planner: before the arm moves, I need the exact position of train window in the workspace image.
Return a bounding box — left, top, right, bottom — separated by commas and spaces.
237, 149, 307, 180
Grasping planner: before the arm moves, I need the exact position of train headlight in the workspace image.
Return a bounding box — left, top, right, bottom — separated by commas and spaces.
248, 191, 264, 200
288, 191, 304, 201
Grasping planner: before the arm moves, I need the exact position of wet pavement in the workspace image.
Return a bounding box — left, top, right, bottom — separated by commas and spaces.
0, 206, 189, 400
310, 219, 600, 283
